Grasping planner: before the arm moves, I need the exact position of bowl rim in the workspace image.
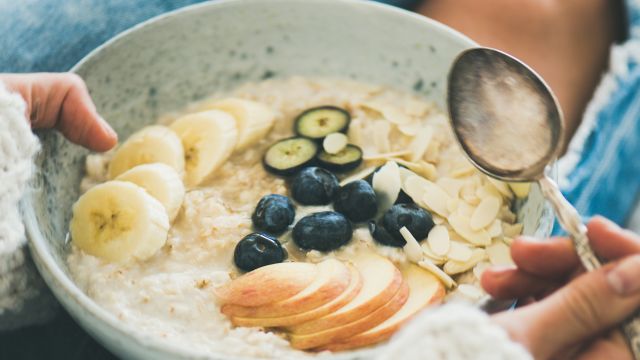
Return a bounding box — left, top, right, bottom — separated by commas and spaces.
23, 0, 480, 358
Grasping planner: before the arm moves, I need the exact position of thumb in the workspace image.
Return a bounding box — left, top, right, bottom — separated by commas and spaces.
494, 255, 640, 360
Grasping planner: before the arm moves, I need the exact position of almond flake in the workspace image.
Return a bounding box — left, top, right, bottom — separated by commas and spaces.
408, 127, 433, 162
323, 133, 348, 154
373, 121, 391, 153
421, 243, 447, 265
418, 259, 456, 288
363, 150, 412, 161
508, 182, 532, 199
450, 162, 476, 178
372, 161, 402, 216
436, 177, 465, 198
485, 176, 514, 199
447, 241, 473, 262
470, 195, 501, 230
443, 249, 487, 275
360, 102, 413, 125
447, 213, 491, 246
446, 198, 459, 213
476, 183, 502, 199
420, 181, 451, 217
503, 222, 524, 238
403, 175, 428, 205
457, 284, 485, 300
398, 167, 417, 184
498, 206, 517, 224
400, 226, 423, 262
487, 241, 514, 266
339, 166, 377, 186
394, 158, 437, 180
427, 225, 450, 256
487, 219, 503, 238
433, 215, 445, 225
398, 122, 421, 136
502, 237, 514, 246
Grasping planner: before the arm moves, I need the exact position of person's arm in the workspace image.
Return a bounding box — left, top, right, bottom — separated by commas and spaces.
0, 73, 116, 329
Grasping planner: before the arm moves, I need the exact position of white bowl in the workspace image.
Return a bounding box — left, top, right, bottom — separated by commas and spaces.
22, 0, 554, 358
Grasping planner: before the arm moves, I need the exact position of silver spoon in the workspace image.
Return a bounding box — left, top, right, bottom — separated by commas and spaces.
447, 47, 640, 358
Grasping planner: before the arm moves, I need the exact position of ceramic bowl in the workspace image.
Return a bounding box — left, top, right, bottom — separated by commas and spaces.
22, 0, 554, 359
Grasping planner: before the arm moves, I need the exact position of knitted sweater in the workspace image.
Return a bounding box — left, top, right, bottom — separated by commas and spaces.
0, 82, 531, 358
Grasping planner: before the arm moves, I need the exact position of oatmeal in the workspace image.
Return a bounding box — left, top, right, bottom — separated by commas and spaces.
67, 77, 524, 357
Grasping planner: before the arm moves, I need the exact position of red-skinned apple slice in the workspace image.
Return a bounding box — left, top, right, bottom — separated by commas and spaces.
319, 263, 446, 351
214, 262, 317, 307
287, 253, 402, 335
223, 259, 351, 318
230, 264, 362, 328
288, 279, 409, 350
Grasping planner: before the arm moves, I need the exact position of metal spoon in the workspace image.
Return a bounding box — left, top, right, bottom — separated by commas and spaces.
447, 47, 640, 358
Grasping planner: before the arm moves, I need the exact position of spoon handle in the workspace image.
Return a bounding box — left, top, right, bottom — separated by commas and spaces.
538, 176, 640, 359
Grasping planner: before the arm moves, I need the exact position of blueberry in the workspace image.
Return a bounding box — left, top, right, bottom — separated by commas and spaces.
334, 180, 377, 222
293, 211, 352, 251
369, 221, 405, 247
379, 204, 435, 247
234, 233, 286, 272
290, 167, 339, 205
252, 194, 296, 234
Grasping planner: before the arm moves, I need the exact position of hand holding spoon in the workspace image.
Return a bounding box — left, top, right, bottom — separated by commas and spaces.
447, 47, 640, 359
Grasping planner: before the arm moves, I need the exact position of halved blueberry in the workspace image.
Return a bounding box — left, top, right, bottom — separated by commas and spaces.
316, 145, 363, 173
263, 137, 318, 176
294, 106, 350, 140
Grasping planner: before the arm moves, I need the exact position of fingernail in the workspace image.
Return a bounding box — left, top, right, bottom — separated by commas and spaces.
606, 255, 640, 295
100, 117, 117, 138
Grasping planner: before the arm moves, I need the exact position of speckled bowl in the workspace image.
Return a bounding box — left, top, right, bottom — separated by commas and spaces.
21, 0, 554, 359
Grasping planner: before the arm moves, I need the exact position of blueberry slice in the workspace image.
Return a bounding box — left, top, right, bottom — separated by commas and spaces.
294, 106, 350, 140
291, 167, 339, 205
234, 233, 286, 272
252, 194, 296, 234
293, 211, 352, 251
334, 180, 377, 222
317, 145, 363, 173
263, 137, 318, 176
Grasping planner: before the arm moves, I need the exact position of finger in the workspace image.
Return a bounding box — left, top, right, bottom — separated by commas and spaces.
577, 331, 632, 360
481, 266, 560, 299
587, 216, 640, 260
1, 73, 117, 151
493, 255, 640, 360
510, 236, 580, 278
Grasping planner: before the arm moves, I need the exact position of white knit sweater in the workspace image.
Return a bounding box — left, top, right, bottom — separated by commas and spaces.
0, 82, 531, 358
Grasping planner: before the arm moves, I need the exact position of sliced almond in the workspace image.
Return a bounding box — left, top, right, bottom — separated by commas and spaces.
394, 158, 437, 180
433, 215, 445, 225
363, 150, 412, 161
323, 133, 348, 154
398, 167, 417, 185
447, 213, 491, 246
487, 241, 514, 266
498, 206, 517, 224
397, 122, 421, 136
436, 177, 465, 198
485, 177, 514, 199
487, 219, 503, 238
420, 180, 451, 217
362, 102, 413, 125
503, 222, 524, 238
403, 175, 427, 205
418, 259, 456, 288
476, 183, 502, 199
443, 249, 487, 275
457, 284, 485, 300
446, 241, 473, 262
450, 161, 476, 178
427, 225, 450, 256
400, 227, 424, 263
373, 121, 391, 153
421, 243, 446, 265
470, 196, 501, 230
372, 161, 401, 216
408, 127, 433, 162
508, 182, 532, 199
446, 198, 459, 213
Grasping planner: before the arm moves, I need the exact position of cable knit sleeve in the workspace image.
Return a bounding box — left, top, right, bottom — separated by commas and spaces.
0, 81, 57, 330
376, 304, 532, 360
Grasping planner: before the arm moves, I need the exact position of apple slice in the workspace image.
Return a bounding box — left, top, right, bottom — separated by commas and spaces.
222, 259, 351, 318
320, 263, 446, 351
230, 264, 362, 328
289, 279, 409, 350
214, 262, 317, 307
288, 252, 402, 335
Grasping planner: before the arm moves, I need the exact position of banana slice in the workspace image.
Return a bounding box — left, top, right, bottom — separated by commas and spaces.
108, 125, 185, 179
199, 98, 275, 150
116, 163, 185, 222
170, 110, 238, 187
70, 181, 169, 262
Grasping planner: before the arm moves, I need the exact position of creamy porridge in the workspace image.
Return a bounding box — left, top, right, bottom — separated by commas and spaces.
68, 77, 526, 358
